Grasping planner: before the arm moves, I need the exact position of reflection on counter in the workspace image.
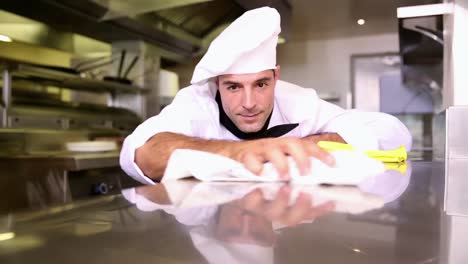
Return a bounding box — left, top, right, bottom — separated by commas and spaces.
120, 164, 411, 263
0, 164, 140, 214
0, 161, 456, 264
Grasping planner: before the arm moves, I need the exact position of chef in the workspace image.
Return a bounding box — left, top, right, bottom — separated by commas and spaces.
120, 6, 412, 184
121, 167, 409, 264
122, 183, 336, 264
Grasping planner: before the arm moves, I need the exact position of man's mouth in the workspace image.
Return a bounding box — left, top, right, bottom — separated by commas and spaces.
238, 112, 262, 123
239, 112, 260, 118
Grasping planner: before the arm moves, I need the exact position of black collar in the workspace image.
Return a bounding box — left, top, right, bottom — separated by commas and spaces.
215, 91, 298, 140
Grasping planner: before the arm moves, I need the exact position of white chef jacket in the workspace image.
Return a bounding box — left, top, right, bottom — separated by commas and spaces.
120, 80, 412, 184
122, 187, 275, 264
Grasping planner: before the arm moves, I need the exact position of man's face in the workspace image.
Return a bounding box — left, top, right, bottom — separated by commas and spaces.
217, 67, 280, 133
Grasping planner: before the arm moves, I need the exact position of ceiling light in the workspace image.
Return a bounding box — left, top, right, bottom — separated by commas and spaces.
0, 34, 12, 42
357, 19, 366, 26
352, 248, 361, 253
0, 232, 15, 241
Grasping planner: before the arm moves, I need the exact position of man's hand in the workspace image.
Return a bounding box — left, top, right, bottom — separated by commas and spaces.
237, 185, 335, 227
229, 137, 335, 179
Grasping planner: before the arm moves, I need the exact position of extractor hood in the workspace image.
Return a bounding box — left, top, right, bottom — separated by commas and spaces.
398, 4, 447, 112
0, 0, 291, 61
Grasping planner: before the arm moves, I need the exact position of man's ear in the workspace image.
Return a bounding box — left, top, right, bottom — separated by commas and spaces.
274, 65, 281, 81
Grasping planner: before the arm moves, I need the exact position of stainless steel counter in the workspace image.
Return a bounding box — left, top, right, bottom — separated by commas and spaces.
0, 161, 465, 264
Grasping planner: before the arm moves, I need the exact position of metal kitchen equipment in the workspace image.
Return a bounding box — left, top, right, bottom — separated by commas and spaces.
0, 57, 145, 209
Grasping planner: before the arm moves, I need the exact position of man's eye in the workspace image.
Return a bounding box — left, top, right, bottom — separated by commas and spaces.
227, 85, 238, 91
257, 82, 267, 88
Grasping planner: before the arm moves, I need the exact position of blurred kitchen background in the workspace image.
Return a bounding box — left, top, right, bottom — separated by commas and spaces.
0, 0, 466, 210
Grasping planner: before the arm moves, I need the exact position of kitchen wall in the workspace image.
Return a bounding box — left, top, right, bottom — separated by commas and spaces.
274, 0, 439, 108
277, 33, 399, 108
274, 0, 404, 107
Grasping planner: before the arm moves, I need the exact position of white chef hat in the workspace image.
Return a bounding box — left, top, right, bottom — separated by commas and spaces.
190, 6, 281, 85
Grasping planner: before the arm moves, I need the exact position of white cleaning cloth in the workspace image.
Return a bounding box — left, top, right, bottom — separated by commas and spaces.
161, 181, 385, 215
162, 149, 385, 185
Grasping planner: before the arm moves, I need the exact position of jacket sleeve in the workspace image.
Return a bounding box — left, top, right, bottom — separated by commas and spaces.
313, 99, 413, 151
275, 80, 412, 151
119, 89, 199, 184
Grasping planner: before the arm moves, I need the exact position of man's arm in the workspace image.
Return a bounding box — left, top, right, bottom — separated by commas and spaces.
135, 132, 238, 179
135, 132, 335, 181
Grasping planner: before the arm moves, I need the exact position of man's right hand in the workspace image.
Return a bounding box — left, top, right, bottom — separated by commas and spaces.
229, 137, 335, 179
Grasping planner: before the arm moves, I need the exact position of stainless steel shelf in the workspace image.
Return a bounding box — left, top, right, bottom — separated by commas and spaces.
13, 64, 148, 95
0, 151, 120, 171
1, 60, 147, 95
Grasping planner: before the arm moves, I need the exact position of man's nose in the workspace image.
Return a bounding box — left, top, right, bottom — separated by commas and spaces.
242, 88, 256, 110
